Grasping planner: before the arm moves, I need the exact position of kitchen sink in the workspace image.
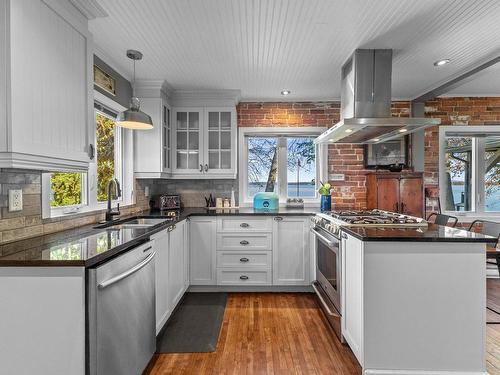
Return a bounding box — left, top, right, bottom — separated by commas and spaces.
95, 217, 174, 230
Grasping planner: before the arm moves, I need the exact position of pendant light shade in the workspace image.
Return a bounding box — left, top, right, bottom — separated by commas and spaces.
115, 50, 153, 130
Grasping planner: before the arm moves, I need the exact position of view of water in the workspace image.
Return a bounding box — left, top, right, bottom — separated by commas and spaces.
248, 182, 316, 198
452, 185, 500, 212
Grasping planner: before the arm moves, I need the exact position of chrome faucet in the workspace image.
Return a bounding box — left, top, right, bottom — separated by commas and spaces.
105, 178, 122, 222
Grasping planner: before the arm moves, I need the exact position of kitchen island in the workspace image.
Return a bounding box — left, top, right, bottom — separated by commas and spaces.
339, 223, 496, 375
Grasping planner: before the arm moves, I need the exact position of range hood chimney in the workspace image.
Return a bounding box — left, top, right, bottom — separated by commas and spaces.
315, 49, 440, 144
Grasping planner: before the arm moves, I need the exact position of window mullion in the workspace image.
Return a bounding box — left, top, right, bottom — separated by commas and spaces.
476, 138, 486, 214
277, 137, 287, 203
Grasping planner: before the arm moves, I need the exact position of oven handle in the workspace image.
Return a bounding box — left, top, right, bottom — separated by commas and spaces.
312, 282, 339, 318
310, 227, 335, 247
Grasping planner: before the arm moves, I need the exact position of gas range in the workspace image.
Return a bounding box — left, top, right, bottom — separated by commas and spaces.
312, 209, 427, 237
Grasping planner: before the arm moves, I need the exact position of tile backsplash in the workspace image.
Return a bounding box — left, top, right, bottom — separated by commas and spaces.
148, 179, 239, 208
0, 169, 150, 244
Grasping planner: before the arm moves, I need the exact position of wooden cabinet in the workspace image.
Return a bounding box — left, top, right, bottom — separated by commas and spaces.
366, 172, 424, 217
189, 217, 217, 285
272, 216, 310, 285
134, 94, 172, 178
341, 231, 364, 365
172, 107, 237, 179
0, 0, 94, 171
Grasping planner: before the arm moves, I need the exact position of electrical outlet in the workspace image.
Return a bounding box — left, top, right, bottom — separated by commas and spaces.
8, 189, 23, 212
145, 186, 150, 197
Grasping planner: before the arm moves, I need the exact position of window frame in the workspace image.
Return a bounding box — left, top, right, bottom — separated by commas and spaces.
439, 125, 500, 219
238, 127, 327, 207
42, 91, 134, 218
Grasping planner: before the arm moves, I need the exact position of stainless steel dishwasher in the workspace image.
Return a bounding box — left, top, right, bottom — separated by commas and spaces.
87, 241, 156, 375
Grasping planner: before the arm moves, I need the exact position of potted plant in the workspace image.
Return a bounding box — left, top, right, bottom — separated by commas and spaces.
318, 182, 332, 211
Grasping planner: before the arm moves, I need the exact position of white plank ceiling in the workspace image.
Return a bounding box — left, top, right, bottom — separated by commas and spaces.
89, 0, 500, 100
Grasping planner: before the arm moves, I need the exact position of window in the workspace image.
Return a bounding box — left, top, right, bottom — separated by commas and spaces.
43, 93, 132, 218
439, 126, 500, 216
240, 127, 326, 205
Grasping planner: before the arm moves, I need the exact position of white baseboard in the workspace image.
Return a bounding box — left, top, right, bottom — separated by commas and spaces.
365, 370, 487, 375
188, 285, 313, 293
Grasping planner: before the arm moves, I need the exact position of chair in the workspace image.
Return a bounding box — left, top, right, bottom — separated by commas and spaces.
426, 212, 459, 227
468, 220, 500, 275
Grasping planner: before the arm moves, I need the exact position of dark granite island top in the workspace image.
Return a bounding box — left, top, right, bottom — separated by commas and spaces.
0, 207, 317, 267
342, 223, 498, 243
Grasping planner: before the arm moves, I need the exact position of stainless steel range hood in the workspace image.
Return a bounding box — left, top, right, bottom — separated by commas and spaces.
315, 49, 440, 144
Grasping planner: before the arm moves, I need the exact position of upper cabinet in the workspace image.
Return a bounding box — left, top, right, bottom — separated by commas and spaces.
135, 89, 240, 179
0, 0, 94, 171
172, 107, 236, 179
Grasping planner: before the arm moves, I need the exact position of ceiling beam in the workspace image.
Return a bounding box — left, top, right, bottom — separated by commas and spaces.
413, 56, 500, 103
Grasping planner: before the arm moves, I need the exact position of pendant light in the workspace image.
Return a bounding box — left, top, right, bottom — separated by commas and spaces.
115, 50, 153, 130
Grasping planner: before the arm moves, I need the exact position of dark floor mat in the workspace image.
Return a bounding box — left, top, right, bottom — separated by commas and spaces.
156, 292, 228, 353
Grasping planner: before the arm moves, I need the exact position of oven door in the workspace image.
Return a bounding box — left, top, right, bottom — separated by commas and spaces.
311, 226, 341, 313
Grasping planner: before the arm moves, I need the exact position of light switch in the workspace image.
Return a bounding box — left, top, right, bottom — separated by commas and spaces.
8, 189, 23, 211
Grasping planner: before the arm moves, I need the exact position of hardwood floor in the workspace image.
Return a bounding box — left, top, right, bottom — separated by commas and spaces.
147, 288, 500, 375
146, 293, 361, 375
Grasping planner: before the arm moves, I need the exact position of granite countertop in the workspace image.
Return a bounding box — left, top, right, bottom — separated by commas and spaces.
0, 207, 317, 267
342, 223, 498, 243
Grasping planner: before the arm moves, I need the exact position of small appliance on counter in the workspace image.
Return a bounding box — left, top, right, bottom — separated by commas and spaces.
253, 192, 278, 210
152, 194, 181, 217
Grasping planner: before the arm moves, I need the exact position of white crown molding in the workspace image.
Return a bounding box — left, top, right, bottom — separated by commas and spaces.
170, 89, 241, 107
70, 0, 108, 20
134, 80, 171, 99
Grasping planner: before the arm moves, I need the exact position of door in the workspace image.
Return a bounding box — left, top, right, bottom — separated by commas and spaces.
153, 229, 170, 333
400, 177, 423, 217
273, 216, 310, 285
189, 217, 216, 285
173, 108, 204, 175
376, 177, 400, 212
168, 223, 185, 310
162, 104, 172, 173
203, 108, 236, 177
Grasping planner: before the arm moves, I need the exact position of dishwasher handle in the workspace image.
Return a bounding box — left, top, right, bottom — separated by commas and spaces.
98, 251, 156, 289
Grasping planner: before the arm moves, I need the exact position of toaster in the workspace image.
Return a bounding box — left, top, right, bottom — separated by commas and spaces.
253, 192, 279, 210
154, 194, 181, 211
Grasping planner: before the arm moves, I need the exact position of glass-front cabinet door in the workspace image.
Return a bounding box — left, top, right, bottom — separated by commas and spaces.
173, 108, 203, 175
204, 108, 236, 177
162, 104, 171, 172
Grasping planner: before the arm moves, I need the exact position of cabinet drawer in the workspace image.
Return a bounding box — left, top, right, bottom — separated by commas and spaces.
217, 269, 271, 285
216, 251, 271, 268
217, 217, 272, 232
217, 233, 272, 251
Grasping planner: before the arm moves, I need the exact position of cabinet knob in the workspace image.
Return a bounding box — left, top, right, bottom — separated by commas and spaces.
341, 233, 348, 239
240, 223, 249, 228
274, 216, 283, 221
240, 240, 249, 245
239, 275, 249, 280
239, 257, 249, 263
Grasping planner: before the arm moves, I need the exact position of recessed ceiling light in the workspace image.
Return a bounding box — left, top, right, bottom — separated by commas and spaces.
345, 128, 353, 133
373, 138, 380, 142
399, 128, 408, 133
433, 59, 450, 67
281, 90, 291, 96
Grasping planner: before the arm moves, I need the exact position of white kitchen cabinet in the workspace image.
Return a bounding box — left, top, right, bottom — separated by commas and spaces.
189, 217, 217, 285
134, 94, 172, 178
341, 231, 364, 364
152, 229, 170, 334
272, 216, 310, 285
0, 0, 94, 171
172, 107, 236, 179
168, 221, 186, 310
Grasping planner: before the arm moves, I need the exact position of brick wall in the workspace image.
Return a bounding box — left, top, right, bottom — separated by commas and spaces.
0, 169, 150, 244
237, 101, 411, 209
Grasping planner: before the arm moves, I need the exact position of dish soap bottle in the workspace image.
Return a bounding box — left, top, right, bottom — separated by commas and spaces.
230, 190, 236, 208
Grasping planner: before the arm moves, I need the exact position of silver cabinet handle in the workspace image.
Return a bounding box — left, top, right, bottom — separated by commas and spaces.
240, 223, 249, 228
341, 233, 348, 240
240, 240, 249, 245
239, 257, 249, 262
274, 216, 283, 221
204, 164, 208, 172
199, 164, 203, 172
98, 251, 156, 289
310, 228, 334, 247
89, 144, 95, 160
239, 275, 249, 280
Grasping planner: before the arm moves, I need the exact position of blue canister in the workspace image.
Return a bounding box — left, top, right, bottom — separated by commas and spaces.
320, 195, 331, 212
253, 192, 279, 210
